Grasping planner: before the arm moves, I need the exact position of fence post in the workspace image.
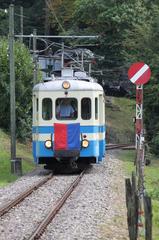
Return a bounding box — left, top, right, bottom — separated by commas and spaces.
144, 196, 152, 240
125, 177, 138, 240
131, 172, 138, 239
11, 158, 22, 176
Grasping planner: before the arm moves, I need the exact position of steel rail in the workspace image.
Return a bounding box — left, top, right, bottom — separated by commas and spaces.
106, 143, 135, 150
0, 173, 53, 217
28, 169, 86, 240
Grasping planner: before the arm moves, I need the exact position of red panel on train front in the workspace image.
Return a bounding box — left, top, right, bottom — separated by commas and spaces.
54, 123, 67, 150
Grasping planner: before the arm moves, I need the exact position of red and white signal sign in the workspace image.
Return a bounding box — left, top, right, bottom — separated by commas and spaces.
128, 62, 151, 85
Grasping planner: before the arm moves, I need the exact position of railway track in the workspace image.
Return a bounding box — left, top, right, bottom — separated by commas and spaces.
0, 168, 86, 240
0, 145, 131, 219
28, 169, 86, 240
0, 173, 53, 217
0, 154, 129, 240
106, 143, 135, 150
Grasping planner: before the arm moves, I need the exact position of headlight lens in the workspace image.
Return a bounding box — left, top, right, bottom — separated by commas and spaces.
82, 139, 89, 148
45, 140, 52, 149
62, 81, 70, 89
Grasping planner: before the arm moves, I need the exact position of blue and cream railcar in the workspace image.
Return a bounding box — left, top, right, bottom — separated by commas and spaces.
32, 70, 106, 170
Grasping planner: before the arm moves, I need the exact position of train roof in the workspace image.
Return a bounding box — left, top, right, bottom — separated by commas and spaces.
33, 79, 103, 92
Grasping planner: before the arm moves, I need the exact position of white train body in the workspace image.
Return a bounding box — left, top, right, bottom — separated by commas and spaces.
32, 69, 106, 167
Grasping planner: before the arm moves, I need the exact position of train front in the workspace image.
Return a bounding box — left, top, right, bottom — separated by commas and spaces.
32, 74, 105, 171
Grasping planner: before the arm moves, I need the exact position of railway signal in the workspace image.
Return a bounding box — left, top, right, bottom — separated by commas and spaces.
128, 62, 151, 148
128, 62, 151, 85
127, 62, 152, 239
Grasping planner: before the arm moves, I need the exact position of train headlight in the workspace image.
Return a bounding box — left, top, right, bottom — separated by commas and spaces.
45, 140, 52, 149
82, 139, 89, 148
62, 81, 70, 89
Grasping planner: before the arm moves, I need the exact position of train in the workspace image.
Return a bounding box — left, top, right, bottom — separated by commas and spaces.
32, 48, 106, 172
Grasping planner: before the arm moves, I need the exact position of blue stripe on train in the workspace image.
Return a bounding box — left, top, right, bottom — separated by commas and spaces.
32, 125, 105, 134
33, 139, 105, 163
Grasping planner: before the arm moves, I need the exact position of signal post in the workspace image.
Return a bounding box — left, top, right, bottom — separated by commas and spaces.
128, 62, 151, 239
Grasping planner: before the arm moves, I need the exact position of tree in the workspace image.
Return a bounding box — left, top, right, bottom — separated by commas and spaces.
122, 2, 159, 153
72, 0, 150, 84
0, 8, 9, 36
45, 0, 76, 34
0, 38, 33, 140
71, 0, 159, 154
0, 1, 46, 36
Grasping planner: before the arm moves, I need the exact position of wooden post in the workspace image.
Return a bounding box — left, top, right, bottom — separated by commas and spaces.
131, 172, 138, 239
125, 177, 138, 240
144, 196, 152, 240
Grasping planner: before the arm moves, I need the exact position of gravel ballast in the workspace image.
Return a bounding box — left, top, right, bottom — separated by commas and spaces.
0, 168, 51, 206
40, 153, 129, 240
0, 174, 77, 240
0, 153, 129, 240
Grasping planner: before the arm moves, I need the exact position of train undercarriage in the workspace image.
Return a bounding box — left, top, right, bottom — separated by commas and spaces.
39, 157, 94, 173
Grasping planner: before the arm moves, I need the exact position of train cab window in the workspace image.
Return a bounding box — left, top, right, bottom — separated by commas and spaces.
56, 98, 77, 120
42, 98, 52, 120
81, 98, 91, 120
95, 97, 98, 120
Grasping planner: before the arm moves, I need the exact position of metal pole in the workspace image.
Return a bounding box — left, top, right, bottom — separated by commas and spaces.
20, 6, 23, 43
135, 85, 143, 150
61, 41, 64, 69
33, 29, 37, 85
81, 50, 84, 71
9, 4, 16, 173
89, 63, 92, 76
136, 85, 145, 239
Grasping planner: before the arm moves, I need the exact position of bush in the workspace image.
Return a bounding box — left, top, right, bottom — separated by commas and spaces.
150, 134, 159, 155
0, 38, 33, 141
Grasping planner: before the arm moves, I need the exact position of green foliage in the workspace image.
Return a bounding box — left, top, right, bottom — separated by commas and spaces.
71, 0, 150, 85
0, 38, 33, 140
22, 1, 46, 34
46, 0, 76, 32
0, 10, 8, 36
151, 134, 159, 155
120, 3, 159, 154
152, 200, 159, 237
71, 0, 159, 154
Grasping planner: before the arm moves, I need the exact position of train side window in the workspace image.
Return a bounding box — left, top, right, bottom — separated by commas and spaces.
95, 97, 98, 120
81, 98, 91, 120
36, 98, 38, 112
42, 98, 52, 120
36, 98, 39, 121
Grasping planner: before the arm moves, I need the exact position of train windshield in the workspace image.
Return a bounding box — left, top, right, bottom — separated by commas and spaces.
56, 98, 77, 120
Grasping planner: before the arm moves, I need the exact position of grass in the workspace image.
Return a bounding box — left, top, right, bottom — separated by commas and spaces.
0, 129, 35, 187
119, 150, 159, 240
106, 96, 159, 239
106, 97, 135, 143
